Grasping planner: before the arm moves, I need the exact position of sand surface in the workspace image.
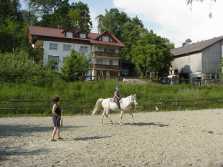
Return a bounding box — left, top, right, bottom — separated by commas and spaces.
1, 110, 223, 167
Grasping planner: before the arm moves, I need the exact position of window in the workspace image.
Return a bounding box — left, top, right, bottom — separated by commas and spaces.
109, 60, 113, 65
49, 43, 58, 50
113, 60, 119, 66
96, 59, 103, 64
80, 33, 86, 39
65, 32, 73, 38
63, 44, 71, 51
79, 46, 89, 54
48, 55, 59, 70
104, 48, 115, 53
102, 36, 109, 42
96, 46, 104, 52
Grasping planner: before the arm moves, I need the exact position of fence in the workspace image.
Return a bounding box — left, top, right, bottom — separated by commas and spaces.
1, 97, 223, 116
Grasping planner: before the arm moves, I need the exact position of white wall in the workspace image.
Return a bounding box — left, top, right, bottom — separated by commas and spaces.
202, 41, 222, 74
172, 52, 202, 74
43, 41, 91, 68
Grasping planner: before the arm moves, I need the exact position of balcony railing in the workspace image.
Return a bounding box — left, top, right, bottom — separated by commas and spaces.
93, 51, 120, 58
90, 64, 120, 70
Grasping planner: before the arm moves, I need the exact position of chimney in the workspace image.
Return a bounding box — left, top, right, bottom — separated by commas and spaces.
182, 38, 192, 47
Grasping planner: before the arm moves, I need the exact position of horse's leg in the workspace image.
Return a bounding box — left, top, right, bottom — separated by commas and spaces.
130, 111, 135, 123
107, 110, 113, 124
105, 109, 113, 125
101, 110, 105, 125
119, 110, 124, 125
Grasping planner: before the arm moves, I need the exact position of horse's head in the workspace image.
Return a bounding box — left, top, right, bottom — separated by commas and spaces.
130, 94, 138, 106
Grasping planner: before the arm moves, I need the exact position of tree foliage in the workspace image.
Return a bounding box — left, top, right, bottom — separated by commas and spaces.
97, 8, 130, 40
186, 0, 216, 5
62, 50, 89, 81
28, 0, 62, 15
132, 33, 174, 77
97, 8, 174, 77
0, 50, 57, 85
34, 0, 92, 32
0, 0, 29, 52
0, 1, 174, 79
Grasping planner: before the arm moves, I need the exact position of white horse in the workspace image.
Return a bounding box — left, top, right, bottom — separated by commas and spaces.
92, 94, 138, 125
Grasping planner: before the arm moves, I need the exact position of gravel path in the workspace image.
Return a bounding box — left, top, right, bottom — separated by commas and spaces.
1, 109, 223, 167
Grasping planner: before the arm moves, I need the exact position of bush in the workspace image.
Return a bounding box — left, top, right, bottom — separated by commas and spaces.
2, 80, 223, 116
61, 50, 89, 81
0, 50, 59, 86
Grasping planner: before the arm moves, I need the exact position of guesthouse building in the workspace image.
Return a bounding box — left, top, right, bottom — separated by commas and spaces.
28, 26, 124, 80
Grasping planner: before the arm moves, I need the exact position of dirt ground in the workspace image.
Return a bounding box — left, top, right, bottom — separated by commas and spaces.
1, 109, 223, 167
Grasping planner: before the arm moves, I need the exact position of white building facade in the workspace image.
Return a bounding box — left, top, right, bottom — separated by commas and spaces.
171, 36, 223, 81
29, 26, 124, 80
43, 41, 91, 69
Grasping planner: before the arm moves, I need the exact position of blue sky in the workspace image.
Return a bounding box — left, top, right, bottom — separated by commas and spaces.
20, 0, 160, 34
20, 0, 223, 47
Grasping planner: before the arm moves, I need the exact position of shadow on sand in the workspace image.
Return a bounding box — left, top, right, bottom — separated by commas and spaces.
73, 135, 112, 141
0, 146, 49, 162
124, 122, 169, 127
0, 125, 86, 137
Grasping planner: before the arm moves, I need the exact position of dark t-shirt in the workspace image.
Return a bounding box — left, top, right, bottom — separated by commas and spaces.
114, 90, 121, 100
54, 104, 62, 116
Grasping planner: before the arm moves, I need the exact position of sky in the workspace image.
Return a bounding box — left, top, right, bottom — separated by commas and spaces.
21, 0, 223, 47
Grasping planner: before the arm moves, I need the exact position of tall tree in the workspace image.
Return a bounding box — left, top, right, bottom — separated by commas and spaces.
37, 1, 92, 32
0, 0, 20, 23
62, 50, 88, 81
131, 33, 174, 77
97, 8, 130, 40
69, 1, 92, 33
39, 0, 70, 28
97, 8, 174, 77
0, 0, 28, 52
28, 0, 63, 16
97, 9, 147, 61
120, 20, 147, 61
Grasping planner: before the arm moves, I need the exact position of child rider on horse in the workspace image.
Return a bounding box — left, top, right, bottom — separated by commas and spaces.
113, 87, 121, 109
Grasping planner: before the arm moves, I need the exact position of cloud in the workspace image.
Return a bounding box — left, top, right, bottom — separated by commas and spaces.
113, 0, 223, 47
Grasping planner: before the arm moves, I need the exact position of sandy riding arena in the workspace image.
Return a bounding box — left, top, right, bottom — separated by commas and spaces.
1, 110, 223, 167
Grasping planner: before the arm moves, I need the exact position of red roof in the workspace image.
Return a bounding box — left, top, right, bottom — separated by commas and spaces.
29, 26, 124, 47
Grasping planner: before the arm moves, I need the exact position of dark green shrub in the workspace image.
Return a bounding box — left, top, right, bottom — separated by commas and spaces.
0, 50, 59, 86
61, 50, 88, 81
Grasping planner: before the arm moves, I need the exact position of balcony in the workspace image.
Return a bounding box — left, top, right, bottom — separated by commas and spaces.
93, 51, 120, 58
90, 64, 120, 71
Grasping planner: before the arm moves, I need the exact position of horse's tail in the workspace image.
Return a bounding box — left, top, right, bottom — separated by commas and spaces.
92, 98, 104, 115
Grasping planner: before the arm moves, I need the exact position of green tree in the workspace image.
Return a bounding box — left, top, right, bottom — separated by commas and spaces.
62, 50, 89, 81
97, 9, 147, 62
0, 0, 29, 52
28, 0, 63, 16
97, 8, 130, 40
39, 0, 70, 28
120, 19, 147, 61
69, 1, 92, 33
0, 0, 21, 24
38, 1, 92, 32
97, 8, 174, 77
131, 33, 174, 77
0, 50, 57, 85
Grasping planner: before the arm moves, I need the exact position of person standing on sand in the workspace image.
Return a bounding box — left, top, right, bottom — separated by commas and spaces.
51, 96, 63, 141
